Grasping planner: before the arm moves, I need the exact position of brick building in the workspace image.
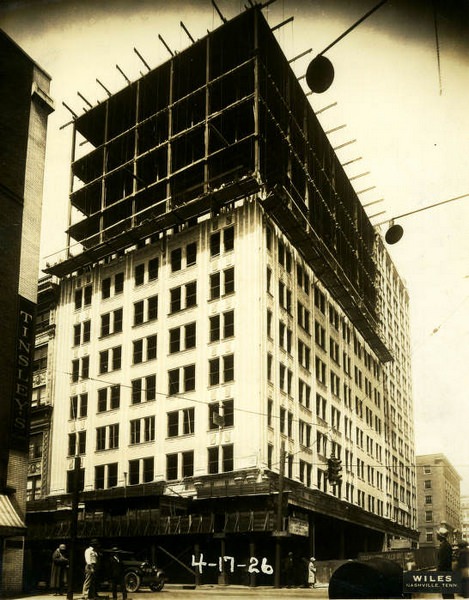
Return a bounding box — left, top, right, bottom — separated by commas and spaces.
0, 30, 53, 595
416, 453, 461, 547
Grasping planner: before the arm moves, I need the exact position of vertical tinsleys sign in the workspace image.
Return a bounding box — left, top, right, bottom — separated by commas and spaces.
11, 296, 36, 451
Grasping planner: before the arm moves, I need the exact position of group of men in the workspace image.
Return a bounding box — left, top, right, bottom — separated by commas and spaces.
50, 539, 127, 600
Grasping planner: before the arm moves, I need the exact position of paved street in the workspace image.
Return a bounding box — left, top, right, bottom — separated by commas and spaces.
9, 585, 330, 600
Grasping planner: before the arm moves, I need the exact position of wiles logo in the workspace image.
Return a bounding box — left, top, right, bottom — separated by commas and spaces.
403, 571, 461, 594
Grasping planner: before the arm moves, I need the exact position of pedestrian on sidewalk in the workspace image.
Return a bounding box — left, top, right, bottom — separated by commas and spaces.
437, 527, 454, 600
108, 547, 127, 600
82, 539, 99, 600
307, 556, 317, 588
50, 544, 69, 595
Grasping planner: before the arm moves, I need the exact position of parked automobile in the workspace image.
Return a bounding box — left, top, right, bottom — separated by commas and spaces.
101, 550, 165, 593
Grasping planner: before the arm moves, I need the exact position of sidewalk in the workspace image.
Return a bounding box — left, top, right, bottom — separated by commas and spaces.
7, 584, 330, 600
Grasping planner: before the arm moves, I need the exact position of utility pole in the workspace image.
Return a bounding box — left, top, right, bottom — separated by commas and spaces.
67, 455, 81, 600
274, 441, 286, 588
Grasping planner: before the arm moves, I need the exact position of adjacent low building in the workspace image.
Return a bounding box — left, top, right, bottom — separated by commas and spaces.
416, 453, 461, 547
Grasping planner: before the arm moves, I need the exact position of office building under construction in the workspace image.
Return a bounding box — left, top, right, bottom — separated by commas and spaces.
29, 4, 417, 587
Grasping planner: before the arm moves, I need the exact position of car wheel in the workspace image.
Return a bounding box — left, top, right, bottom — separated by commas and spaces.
124, 571, 141, 593
149, 580, 164, 592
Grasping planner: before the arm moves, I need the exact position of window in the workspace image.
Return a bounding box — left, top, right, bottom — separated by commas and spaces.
425, 511, 433, 522
170, 282, 197, 313
314, 286, 326, 314
209, 399, 234, 430
67, 431, 86, 456
208, 447, 219, 474
134, 257, 160, 286
210, 268, 235, 300
210, 231, 221, 257
182, 451, 194, 477
148, 257, 159, 280
166, 453, 178, 480
167, 408, 195, 437
298, 419, 311, 448
130, 416, 155, 444
102, 278, 111, 299
102, 272, 124, 298
168, 364, 196, 395
171, 248, 182, 272
73, 321, 91, 346
166, 451, 194, 480
128, 457, 154, 485
94, 463, 118, 489
315, 357, 326, 385
99, 346, 122, 374
71, 356, 89, 382
211, 225, 234, 256
209, 310, 234, 342
223, 226, 234, 252
74, 284, 92, 310
207, 445, 233, 473
169, 323, 196, 353
99, 425, 118, 452
315, 321, 326, 350
135, 263, 145, 286
133, 295, 158, 325
97, 385, 120, 413
222, 444, 234, 472
131, 374, 156, 404
425, 495, 432, 504
209, 354, 234, 386
100, 308, 122, 337
70, 393, 88, 419
115, 272, 124, 293
424, 479, 432, 489
133, 335, 157, 364
298, 379, 311, 409
186, 242, 197, 266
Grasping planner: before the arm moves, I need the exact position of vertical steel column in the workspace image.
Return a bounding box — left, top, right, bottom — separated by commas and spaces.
166, 59, 174, 211
204, 35, 210, 193
253, 7, 261, 180
132, 80, 140, 226
66, 124, 76, 258
99, 101, 109, 244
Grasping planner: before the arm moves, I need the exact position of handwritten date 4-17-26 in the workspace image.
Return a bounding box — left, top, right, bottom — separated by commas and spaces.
191, 554, 274, 575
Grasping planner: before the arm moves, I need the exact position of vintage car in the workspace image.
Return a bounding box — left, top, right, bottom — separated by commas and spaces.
101, 550, 165, 593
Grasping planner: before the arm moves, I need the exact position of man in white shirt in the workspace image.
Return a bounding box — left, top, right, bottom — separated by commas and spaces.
82, 539, 99, 600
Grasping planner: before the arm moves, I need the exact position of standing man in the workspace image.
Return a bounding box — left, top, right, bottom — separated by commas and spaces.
50, 543, 69, 595
108, 547, 127, 600
82, 539, 99, 600
437, 527, 454, 600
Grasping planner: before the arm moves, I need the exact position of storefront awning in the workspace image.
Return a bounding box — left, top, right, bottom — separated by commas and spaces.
0, 494, 26, 536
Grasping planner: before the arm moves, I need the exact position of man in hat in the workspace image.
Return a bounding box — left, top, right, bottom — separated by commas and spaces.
82, 539, 100, 600
108, 547, 127, 600
437, 528, 454, 599
50, 543, 68, 595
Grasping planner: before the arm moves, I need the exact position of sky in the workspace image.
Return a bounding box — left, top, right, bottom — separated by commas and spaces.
1, 0, 469, 492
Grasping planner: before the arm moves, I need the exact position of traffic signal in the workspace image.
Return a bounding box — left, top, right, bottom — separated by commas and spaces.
327, 456, 343, 485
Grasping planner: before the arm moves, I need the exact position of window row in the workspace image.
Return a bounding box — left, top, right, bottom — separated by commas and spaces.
67, 444, 235, 491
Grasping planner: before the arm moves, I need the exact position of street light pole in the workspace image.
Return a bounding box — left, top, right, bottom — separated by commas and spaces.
274, 442, 286, 588
67, 455, 81, 600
